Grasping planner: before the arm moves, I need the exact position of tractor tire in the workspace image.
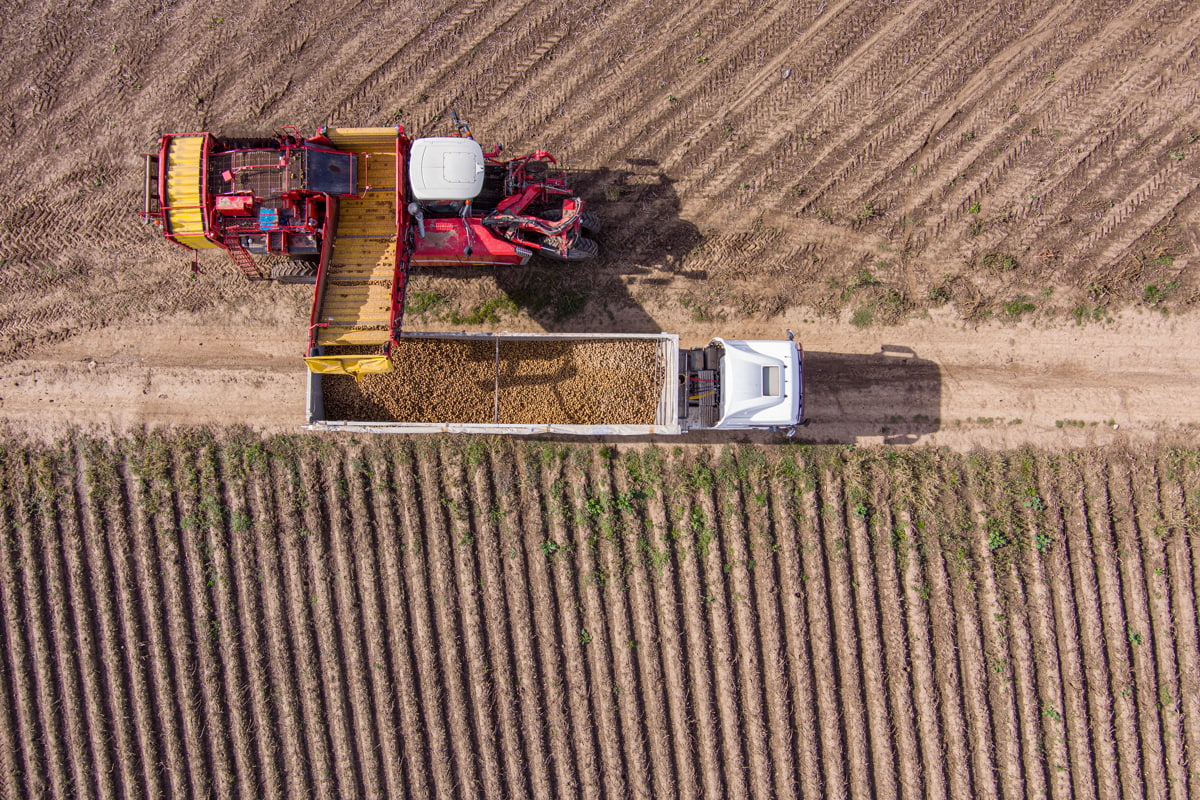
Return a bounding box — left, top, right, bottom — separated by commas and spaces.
269, 259, 318, 284
540, 208, 602, 235
539, 236, 599, 262
580, 211, 603, 235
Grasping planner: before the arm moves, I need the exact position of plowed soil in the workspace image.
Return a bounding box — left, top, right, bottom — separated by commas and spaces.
0, 434, 1197, 800
3, 2, 1200, 800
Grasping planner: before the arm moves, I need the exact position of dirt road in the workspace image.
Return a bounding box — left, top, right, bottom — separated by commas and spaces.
3, 308, 1197, 450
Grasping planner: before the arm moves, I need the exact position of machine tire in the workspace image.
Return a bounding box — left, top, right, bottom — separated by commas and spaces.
269, 258, 318, 284
580, 211, 602, 235
539, 236, 599, 262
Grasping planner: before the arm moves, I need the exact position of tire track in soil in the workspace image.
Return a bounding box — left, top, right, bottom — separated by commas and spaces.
354, 443, 417, 800
770, 456, 825, 800
799, 1, 1057, 221
895, 0, 1170, 258
976, 455, 1054, 800
1077, 453, 1146, 800
1151, 453, 1200, 796
667, 458, 729, 800
484, 443, 557, 800
863, 457, 924, 800
121, 443, 195, 800
578, 452, 655, 800
229, 451, 287, 800
36, 449, 103, 800
629, 449, 701, 800
1056, 456, 1114, 800
274, 453, 338, 800
1106, 452, 1178, 799
699, 0, 1003, 211
909, 466, 980, 800
200, 446, 265, 798
533, 449, 606, 800
318, 451, 389, 800
465, 446, 536, 800
959, 455, 1029, 800
800, 469, 850, 799
437, 444, 508, 799
393, 443, 461, 800
416, 443, 485, 798
329, 0, 545, 124
295, 451, 369, 800
257, 456, 319, 800
513, 446, 589, 800
712, 451, 775, 800
608, 450, 682, 800
558, 451, 631, 800
841, 459, 900, 800
899, 463, 952, 800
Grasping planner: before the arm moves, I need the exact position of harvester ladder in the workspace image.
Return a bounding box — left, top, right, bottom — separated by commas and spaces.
222, 235, 265, 280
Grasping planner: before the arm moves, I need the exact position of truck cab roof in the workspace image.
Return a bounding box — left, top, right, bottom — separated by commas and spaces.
713, 339, 802, 429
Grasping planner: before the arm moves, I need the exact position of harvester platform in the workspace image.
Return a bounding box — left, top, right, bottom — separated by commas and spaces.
313, 128, 401, 347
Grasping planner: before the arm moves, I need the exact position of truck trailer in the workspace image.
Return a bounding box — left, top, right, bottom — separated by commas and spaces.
306, 331, 805, 436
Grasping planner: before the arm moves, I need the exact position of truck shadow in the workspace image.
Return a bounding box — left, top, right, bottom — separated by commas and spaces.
530, 345, 943, 446
423, 160, 700, 334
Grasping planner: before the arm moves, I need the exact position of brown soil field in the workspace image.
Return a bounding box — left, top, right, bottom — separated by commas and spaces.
2, 0, 1198, 364
4, 3, 1200, 799
0, 433, 1198, 800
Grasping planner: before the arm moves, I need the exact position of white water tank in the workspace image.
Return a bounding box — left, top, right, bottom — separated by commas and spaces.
409, 137, 485, 201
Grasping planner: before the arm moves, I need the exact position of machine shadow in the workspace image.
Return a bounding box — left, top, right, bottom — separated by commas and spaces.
416, 160, 701, 334
529, 345, 943, 446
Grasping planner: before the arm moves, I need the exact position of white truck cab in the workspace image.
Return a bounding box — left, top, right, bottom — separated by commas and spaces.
711, 339, 803, 430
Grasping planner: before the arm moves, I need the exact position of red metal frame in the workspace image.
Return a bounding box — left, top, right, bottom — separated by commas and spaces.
388, 129, 413, 351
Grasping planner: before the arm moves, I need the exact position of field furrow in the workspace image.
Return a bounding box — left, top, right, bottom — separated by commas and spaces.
1, 437, 1199, 800
468, 446, 537, 800
323, 453, 387, 800
962, 454, 1029, 800
417, 445, 485, 797
537, 452, 606, 800
801, 470, 850, 799
259, 456, 319, 800
670, 460, 728, 799
392, 444, 461, 800
515, 447, 588, 800
821, 470, 876, 800
863, 459, 923, 800
41, 450, 104, 800
842, 459, 899, 800
13, 452, 82, 800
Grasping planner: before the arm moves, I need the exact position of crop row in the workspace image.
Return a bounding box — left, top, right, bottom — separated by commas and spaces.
0, 432, 1196, 799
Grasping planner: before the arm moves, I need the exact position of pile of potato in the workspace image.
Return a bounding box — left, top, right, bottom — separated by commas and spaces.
320, 338, 663, 425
